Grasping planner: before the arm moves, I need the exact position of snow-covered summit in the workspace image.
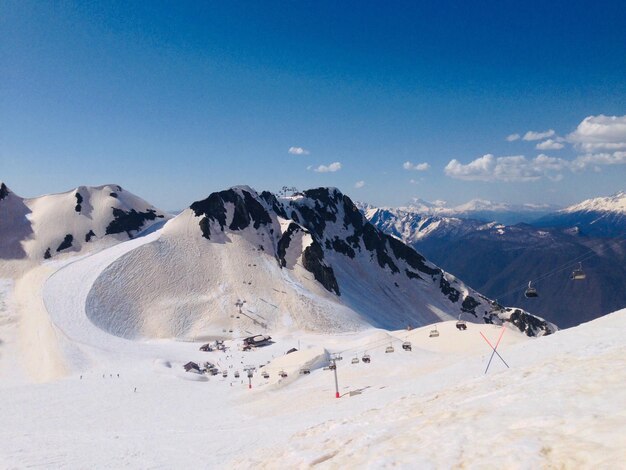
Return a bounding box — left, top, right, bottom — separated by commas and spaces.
560, 190, 626, 214
534, 190, 626, 237
0, 182, 170, 262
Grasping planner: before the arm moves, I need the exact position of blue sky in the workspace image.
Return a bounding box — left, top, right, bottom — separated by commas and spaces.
1, 1, 625, 210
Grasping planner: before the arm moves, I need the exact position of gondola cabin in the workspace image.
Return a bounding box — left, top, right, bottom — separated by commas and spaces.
571, 263, 586, 280
524, 281, 539, 298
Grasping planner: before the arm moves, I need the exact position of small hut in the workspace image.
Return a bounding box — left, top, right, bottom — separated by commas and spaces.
183, 361, 201, 373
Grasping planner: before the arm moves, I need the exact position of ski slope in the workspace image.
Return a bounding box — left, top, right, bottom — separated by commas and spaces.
0, 206, 623, 467
0, 301, 623, 468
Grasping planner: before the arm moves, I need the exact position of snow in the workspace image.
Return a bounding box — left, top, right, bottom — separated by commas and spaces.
0, 183, 170, 263
1, 282, 624, 468
0, 187, 623, 467
561, 190, 626, 214
75, 193, 503, 340
236, 310, 626, 468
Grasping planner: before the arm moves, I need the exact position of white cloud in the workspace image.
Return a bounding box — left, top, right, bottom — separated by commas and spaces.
354, 180, 365, 189
571, 151, 626, 170
536, 139, 564, 150
444, 153, 570, 182
523, 129, 555, 141
567, 114, 626, 152
402, 161, 430, 171
506, 133, 520, 142
444, 154, 496, 181
444, 114, 626, 183
312, 162, 342, 173
289, 146, 310, 155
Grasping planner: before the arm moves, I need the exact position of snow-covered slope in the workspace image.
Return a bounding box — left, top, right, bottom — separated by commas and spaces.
236, 309, 626, 469
535, 190, 626, 236
0, 287, 621, 467
0, 182, 170, 263
561, 190, 626, 214
84, 186, 554, 339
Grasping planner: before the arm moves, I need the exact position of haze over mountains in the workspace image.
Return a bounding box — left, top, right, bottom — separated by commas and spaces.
363, 191, 626, 329
385, 197, 562, 225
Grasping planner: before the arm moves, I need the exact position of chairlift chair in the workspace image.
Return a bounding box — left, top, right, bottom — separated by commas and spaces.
402, 341, 412, 351
524, 281, 539, 298
222, 370, 228, 378
300, 368, 311, 375
571, 262, 586, 280
456, 314, 467, 331
234, 371, 240, 378
278, 370, 288, 378
261, 371, 269, 379
351, 356, 360, 364
385, 344, 395, 353
429, 325, 439, 338
361, 354, 371, 363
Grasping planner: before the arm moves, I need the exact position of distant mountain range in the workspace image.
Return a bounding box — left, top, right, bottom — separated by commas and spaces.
366, 197, 562, 225
363, 191, 626, 329
535, 191, 626, 237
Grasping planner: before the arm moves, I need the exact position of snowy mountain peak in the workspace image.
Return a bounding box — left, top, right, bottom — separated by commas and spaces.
0, 183, 170, 261
455, 198, 499, 211
408, 197, 448, 211
134, 186, 555, 337
561, 190, 626, 214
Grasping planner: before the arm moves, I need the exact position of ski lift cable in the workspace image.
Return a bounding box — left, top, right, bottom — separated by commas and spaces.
500, 235, 626, 300
336, 337, 392, 356
492, 235, 626, 301
336, 334, 411, 356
